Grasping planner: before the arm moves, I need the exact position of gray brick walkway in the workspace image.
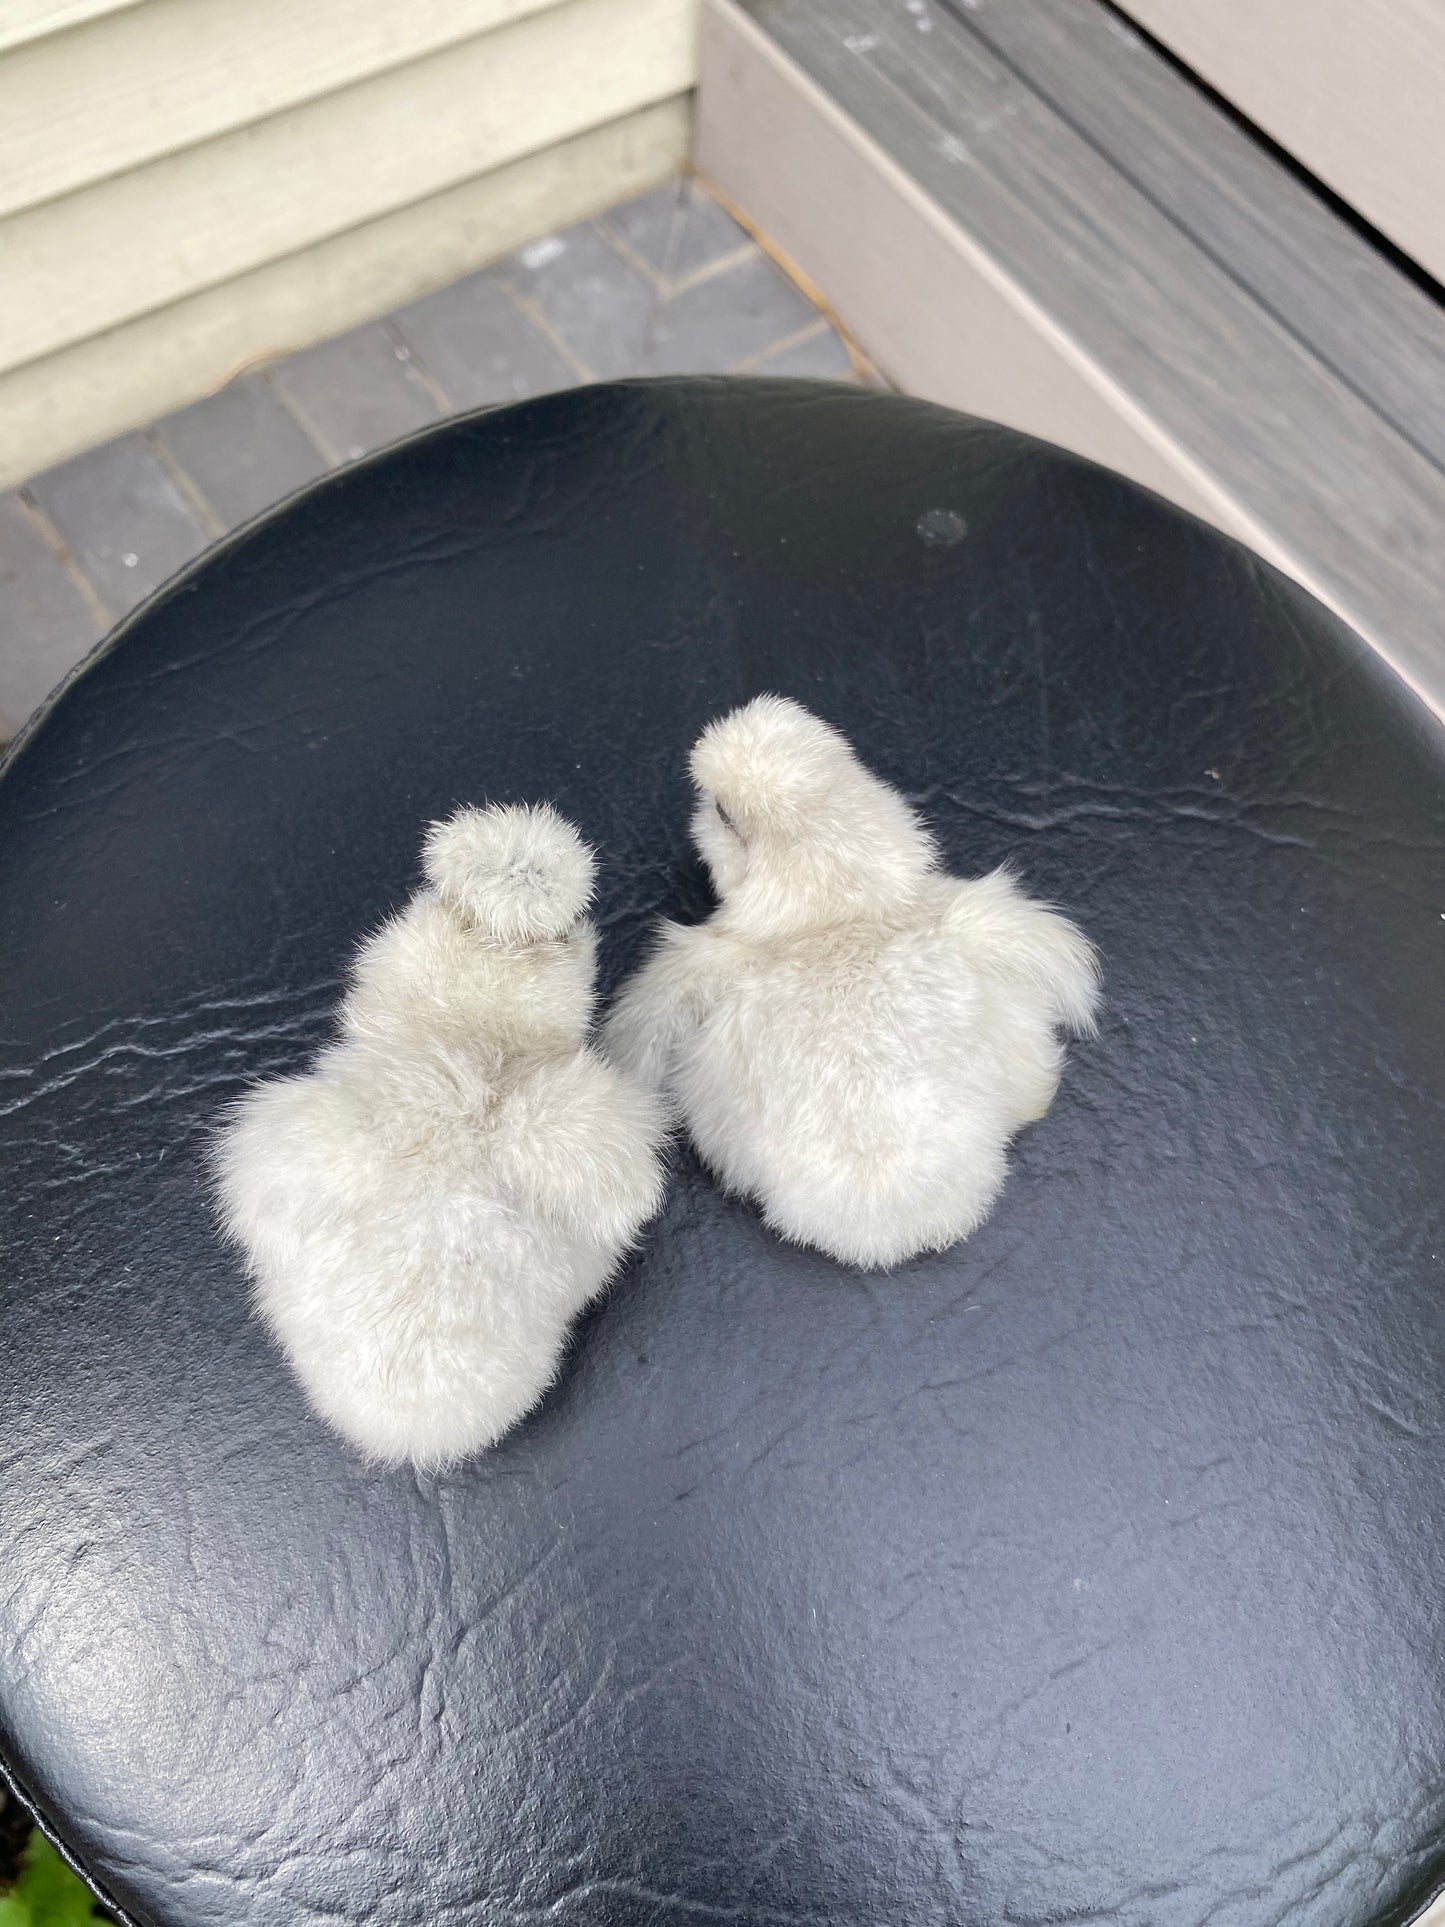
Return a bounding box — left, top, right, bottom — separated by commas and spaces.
0, 177, 863, 741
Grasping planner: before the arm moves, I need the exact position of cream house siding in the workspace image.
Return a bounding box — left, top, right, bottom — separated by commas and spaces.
0, 0, 697, 482
0, 0, 137, 57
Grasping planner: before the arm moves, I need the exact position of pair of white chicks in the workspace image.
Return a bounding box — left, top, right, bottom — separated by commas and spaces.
216, 696, 1100, 1470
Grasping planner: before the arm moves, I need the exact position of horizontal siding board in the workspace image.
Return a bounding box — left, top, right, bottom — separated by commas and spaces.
0, 0, 567, 221
0, 97, 689, 487
1120, 0, 1445, 287
0, 0, 698, 376
0, 0, 139, 57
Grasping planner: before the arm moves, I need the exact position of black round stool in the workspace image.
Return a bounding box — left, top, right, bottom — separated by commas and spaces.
3, 380, 1443, 1927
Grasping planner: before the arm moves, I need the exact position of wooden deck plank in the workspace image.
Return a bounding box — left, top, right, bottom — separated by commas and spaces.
947, 0, 1445, 476
737, 0, 1445, 706
1120, 0, 1445, 286
695, 2, 1249, 534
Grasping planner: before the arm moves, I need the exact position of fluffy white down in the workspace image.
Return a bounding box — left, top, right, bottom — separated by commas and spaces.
214, 803, 668, 1469
603, 696, 1100, 1269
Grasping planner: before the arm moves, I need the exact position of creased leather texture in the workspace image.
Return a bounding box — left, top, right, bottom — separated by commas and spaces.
2, 380, 1444, 1927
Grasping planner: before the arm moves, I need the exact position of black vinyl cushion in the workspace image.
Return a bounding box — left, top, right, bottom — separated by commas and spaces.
2, 379, 1444, 1927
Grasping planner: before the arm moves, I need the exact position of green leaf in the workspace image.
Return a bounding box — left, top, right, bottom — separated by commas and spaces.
3, 1831, 102, 1927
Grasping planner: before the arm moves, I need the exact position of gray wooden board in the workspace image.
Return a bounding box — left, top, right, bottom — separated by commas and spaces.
950, 0, 1445, 477
745, 0, 1445, 700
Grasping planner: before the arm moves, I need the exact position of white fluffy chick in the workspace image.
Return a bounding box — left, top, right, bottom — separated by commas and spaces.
214, 804, 668, 1469
603, 696, 1100, 1269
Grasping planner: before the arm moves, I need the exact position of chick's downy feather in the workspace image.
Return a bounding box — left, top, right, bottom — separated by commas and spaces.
215, 804, 667, 1467
604, 697, 1099, 1268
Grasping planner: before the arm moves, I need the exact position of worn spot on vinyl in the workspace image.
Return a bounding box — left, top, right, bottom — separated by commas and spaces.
918, 508, 967, 547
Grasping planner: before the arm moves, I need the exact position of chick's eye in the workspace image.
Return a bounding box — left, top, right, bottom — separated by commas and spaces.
714, 800, 738, 835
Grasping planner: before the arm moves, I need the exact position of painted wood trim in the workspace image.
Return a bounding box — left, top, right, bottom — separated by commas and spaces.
1120, 0, 1445, 287
0, 0, 698, 377
0, 0, 569, 221
0, 96, 690, 489
0, 0, 140, 57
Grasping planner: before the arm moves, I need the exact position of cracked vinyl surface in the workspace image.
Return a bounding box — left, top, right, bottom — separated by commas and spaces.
1, 378, 1444, 1927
